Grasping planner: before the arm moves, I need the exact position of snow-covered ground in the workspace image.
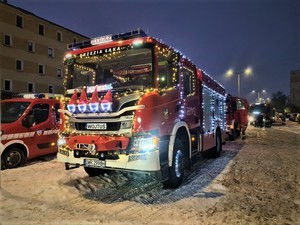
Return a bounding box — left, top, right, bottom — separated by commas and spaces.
1, 121, 299, 225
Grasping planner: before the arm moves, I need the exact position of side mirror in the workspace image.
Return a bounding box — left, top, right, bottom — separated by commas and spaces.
232, 102, 237, 112
22, 115, 35, 128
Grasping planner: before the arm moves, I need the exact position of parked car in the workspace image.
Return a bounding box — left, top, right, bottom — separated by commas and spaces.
289, 113, 298, 122
296, 113, 300, 124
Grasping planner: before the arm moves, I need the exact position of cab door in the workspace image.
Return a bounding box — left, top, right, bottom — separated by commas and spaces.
181, 60, 200, 129
26, 101, 58, 158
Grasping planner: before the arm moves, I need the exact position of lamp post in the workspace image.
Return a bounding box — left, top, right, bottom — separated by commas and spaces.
226, 67, 252, 97
252, 89, 266, 103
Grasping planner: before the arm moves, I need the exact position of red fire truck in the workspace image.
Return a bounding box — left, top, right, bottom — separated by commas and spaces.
226, 94, 249, 140
57, 29, 227, 188
1, 94, 63, 169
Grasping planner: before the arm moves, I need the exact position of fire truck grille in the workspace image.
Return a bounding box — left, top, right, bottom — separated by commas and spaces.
75, 122, 121, 131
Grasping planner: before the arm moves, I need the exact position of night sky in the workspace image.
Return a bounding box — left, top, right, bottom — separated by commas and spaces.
8, 0, 300, 103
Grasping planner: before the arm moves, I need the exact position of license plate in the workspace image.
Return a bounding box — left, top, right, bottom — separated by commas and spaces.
86, 123, 107, 130
84, 159, 106, 168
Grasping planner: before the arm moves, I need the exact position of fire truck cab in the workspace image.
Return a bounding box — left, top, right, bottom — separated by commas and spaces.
1, 94, 63, 169
57, 29, 226, 188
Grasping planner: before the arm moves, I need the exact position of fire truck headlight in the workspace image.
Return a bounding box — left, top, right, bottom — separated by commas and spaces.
67, 104, 76, 113
78, 103, 87, 113
57, 135, 66, 146
120, 121, 132, 129
249, 116, 255, 123
89, 102, 99, 112
132, 136, 159, 152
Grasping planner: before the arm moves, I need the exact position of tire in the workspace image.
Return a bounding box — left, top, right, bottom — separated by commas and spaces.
84, 167, 107, 177
163, 140, 185, 188
2, 147, 25, 169
211, 130, 222, 158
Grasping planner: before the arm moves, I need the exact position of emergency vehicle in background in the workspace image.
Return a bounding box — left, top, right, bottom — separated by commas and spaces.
0, 93, 63, 169
226, 94, 249, 140
249, 102, 275, 127
57, 29, 227, 188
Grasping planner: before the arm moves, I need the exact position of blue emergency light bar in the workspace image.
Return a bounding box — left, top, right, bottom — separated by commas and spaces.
67, 28, 147, 50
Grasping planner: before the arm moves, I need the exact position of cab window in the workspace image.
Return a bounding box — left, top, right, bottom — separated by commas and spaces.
157, 48, 178, 89
54, 103, 60, 123
236, 100, 245, 110
183, 66, 195, 97
29, 104, 49, 125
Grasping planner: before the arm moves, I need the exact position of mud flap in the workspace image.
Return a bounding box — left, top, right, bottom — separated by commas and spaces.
65, 162, 80, 170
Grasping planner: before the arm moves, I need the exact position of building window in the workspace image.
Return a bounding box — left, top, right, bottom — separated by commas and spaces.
28, 82, 35, 92
57, 31, 63, 41
48, 85, 54, 93
27, 40, 35, 52
57, 68, 62, 78
39, 24, 45, 35
16, 15, 23, 28
16, 59, 23, 71
48, 47, 54, 57
39, 64, 45, 75
4, 80, 12, 91
4, 34, 12, 46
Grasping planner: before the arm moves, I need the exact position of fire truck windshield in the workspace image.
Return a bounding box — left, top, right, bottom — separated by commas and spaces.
1, 101, 30, 123
65, 46, 154, 92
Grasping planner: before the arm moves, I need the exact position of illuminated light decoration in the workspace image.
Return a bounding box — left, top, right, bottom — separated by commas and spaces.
133, 39, 143, 46
78, 88, 88, 113
91, 34, 112, 45
67, 89, 78, 113
101, 89, 113, 112
89, 86, 100, 112
86, 83, 112, 93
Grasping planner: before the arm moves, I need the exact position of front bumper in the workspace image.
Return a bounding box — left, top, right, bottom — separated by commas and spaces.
57, 148, 161, 172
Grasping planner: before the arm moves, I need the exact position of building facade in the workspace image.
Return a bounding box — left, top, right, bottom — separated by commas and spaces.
290, 69, 300, 108
0, 2, 88, 96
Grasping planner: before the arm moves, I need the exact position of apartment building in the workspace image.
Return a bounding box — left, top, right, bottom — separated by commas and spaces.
0, 1, 88, 97
290, 69, 300, 108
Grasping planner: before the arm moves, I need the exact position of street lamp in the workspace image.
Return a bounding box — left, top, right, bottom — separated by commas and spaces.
226, 67, 252, 97
252, 89, 266, 103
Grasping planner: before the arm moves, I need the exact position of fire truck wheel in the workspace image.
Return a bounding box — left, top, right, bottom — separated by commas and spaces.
84, 167, 106, 177
212, 131, 222, 158
2, 147, 25, 169
163, 140, 185, 188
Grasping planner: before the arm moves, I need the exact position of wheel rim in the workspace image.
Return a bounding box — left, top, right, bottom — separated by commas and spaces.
6, 150, 22, 167
174, 150, 183, 178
